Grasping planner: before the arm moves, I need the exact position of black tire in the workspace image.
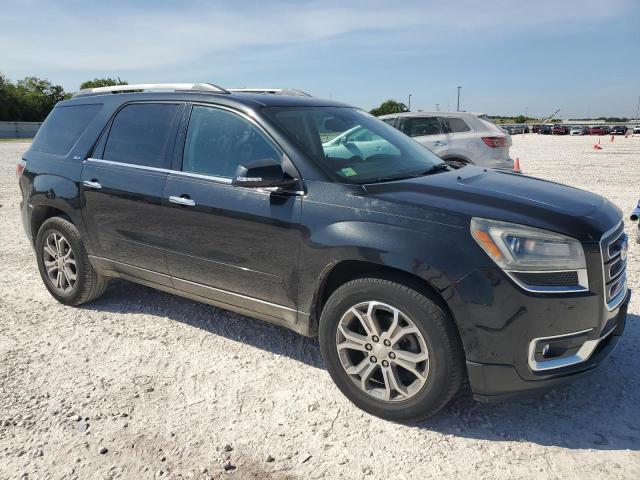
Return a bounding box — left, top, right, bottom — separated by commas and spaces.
319, 278, 464, 422
35, 216, 108, 305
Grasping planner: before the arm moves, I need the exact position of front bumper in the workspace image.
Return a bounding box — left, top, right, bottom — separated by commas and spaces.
443, 266, 630, 402
470, 289, 628, 402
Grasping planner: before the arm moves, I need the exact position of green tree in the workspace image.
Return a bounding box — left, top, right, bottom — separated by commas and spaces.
0, 74, 68, 121
514, 115, 526, 124
79, 77, 127, 90
369, 99, 409, 117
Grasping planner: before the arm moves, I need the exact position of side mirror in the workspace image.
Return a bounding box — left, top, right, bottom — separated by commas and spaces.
232, 158, 298, 189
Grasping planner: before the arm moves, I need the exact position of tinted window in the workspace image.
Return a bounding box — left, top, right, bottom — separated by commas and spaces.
263, 106, 443, 184
103, 103, 179, 168
401, 117, 442, 137
31, 104, 101, 155
441, 117, 471, 133
382, 117, 396, 126
182, 106, 281, 178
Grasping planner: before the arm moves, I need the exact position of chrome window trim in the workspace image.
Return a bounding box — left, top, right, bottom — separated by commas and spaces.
84, 158, 304, 194
505, 268, 589, 294
527, 327, 615, 372
85, 157, 170, 173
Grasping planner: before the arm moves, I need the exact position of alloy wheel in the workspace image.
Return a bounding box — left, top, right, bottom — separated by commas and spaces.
335, 301, 430, 402
43, 232, 77, 293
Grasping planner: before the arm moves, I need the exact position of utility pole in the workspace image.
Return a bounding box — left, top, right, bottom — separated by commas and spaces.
456, 86, 462, 112
408, 94, 412, 111
635, 95, 640, 121
435, 103, 440, 112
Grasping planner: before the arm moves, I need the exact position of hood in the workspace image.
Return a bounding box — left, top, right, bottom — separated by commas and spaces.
363, 167, 621, 242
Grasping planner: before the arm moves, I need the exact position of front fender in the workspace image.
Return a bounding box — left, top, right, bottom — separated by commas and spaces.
298, 216, 481, 317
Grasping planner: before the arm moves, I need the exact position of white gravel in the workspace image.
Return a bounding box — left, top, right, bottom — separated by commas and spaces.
1, 135, 639, 480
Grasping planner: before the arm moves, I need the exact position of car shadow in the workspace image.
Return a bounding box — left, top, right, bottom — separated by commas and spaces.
83, 280, 640, 451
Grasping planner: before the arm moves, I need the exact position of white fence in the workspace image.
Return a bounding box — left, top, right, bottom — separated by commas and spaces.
0, 121, 42, 139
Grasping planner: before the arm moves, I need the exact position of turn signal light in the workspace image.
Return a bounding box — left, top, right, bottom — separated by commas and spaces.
16, 162, 25, 177
471, 230, 503, 260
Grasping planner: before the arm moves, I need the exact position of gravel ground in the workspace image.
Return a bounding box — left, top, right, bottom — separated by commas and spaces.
1, 135, 639, 480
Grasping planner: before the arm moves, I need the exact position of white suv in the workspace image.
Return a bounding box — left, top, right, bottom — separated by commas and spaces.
379, 112, 514, 170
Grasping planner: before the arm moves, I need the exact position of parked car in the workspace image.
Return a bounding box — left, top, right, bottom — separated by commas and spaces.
18, 83, 629, 422
530, 124, 542, 133
590, 126, 607, 135
500, 125, 513, 135
570, 126, 589, 136
634, 125, 640, 134
552, 125, 569, 135
510, 125, 524, 135
611, 125, 628, 135
538, 124, 554, 135
379, 112, 514, 170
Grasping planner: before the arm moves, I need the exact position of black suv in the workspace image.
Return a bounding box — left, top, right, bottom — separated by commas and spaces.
18, 83, 630, 422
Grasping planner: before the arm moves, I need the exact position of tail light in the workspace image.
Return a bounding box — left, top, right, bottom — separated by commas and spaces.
16, 160, 25, 178
482, 136, 508, 148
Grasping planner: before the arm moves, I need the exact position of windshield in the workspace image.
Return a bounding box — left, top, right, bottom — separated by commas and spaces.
262, 106, 444, 184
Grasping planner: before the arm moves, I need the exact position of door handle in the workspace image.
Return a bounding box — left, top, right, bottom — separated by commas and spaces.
169, 195, 196, 207
433, 141, 447, 147
83, 180, 102, 189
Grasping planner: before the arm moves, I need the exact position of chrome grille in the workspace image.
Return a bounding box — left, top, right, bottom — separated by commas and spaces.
600, 222, 628, 310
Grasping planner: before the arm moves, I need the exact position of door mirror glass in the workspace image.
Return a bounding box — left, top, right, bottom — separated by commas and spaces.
232, 158, 298, 189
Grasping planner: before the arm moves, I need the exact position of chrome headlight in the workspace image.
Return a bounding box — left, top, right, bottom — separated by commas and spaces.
471, 218, 588, 291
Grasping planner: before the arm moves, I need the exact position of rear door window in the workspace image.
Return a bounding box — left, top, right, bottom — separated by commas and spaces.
441, 117, 471, 133
31, 104, 102, 155
400, 117, 442, 137
102, 103, 180, 168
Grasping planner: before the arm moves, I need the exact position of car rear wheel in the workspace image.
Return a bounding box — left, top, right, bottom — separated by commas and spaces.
319, 278, 465, 422
35, 216, 108, 305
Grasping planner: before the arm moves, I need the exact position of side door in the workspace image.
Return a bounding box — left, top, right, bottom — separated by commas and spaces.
162, 104, 303, 325
81, 102, 183, 284
399, 116, 448, 156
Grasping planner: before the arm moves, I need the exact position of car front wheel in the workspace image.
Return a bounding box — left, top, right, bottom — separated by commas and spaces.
319, 278, 465, 422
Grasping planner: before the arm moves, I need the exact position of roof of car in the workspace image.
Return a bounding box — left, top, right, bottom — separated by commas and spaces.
378, 111, 485, 118
59, 90, 350, 109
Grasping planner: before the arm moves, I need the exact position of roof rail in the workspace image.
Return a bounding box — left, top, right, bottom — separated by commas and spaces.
228, 88, 311, 97
73, 83, 230, 97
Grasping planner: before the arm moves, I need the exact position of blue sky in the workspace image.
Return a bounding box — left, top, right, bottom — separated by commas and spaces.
1, 0, 639, 118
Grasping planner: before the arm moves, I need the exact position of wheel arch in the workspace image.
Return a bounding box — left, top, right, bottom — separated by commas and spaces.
311, 260, 462, 346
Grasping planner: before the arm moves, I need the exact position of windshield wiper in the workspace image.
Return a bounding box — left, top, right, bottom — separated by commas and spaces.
367, 163, 450, 184
420, 163, 450, 175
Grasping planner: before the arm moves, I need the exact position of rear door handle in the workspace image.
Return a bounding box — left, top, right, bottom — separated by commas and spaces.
83, 180, 102, 189
169, 195, 196, 207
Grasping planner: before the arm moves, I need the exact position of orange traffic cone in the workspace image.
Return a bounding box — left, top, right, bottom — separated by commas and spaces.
593, 137, 602, 150
513, 157, 522, 173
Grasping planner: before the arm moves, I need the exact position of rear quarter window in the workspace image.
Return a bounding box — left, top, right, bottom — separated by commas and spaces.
30, 104, 102, 155
441, 117, 471, 133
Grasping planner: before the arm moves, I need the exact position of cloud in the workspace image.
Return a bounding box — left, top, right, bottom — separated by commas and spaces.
0, 0, 633, 72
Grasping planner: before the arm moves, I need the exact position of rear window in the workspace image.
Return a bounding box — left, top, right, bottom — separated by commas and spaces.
103, 103, 180, 168
31, 104, 102, 155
